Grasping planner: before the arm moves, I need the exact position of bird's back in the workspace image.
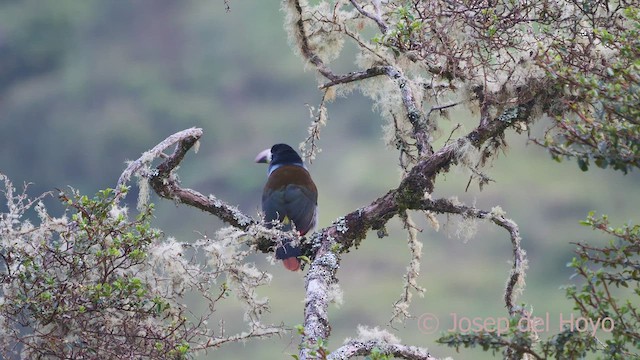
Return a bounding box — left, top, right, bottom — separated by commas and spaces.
262, 165, 317, 235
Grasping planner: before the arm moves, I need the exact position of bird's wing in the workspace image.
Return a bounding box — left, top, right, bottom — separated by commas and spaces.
262, 183, 317, 235
281, 183, 317, 235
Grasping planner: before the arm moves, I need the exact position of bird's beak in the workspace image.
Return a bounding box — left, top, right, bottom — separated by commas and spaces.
255, 148, 272, 163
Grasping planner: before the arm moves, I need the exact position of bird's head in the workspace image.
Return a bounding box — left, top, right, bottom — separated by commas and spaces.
255, 144, 304, 174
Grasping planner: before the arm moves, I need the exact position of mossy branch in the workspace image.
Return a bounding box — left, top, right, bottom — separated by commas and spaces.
121, 99, 531, 358
328, 340, 435, 360
116, 128, 296, 254
117, 100, 531, 344
417, 199, 527, 316
348, 0, 388, 34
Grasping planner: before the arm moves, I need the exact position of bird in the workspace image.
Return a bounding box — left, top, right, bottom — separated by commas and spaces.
255, 144, 318, 271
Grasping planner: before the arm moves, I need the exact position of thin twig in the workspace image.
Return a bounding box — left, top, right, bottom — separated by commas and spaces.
348, 0, 388, 34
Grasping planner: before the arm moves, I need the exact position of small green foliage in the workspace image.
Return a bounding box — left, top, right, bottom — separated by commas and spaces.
329, 242, 342, 253
366, 347, 392, 360
375, 5, 424, 53
299, 255, 312, 265
565, 213, 640, 358
540, 7, 640, 174
172, 341, 190, 358
299, 336, 329, 360
0, 186, 202, 358
438, 213, 640, 358
437, 314, 535, 358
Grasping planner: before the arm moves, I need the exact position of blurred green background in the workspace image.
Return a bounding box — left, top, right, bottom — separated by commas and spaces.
1, 1, 638, 359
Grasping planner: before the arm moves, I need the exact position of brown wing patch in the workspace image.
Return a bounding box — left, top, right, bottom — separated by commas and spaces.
265, 165, 317, 203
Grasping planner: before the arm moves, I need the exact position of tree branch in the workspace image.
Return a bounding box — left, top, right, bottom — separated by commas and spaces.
329, 340, 436, 360
319, 65, 433, 156
416, 198, 527, 315
348, 0, 388, 34
120, 99, 532, 358
288, 0, 339, 81
319, 66, 388, 89
116, 128, 296, 254
288, 0, 432, 158
384, 67, 434, 158
300, 241, 340, 360
116, 127, 203, 197
323, 100, 534, 251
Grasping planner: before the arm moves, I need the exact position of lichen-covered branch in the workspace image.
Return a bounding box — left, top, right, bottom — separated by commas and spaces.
322, 101, 534, 252
416, 198, 527, 315
348, 0, 388, 34
300, 240, 340, 360
319, 66, 388, 89
286, 0, 338, 81
287, 0, 433, 158
384, 67, 434, 158
116, 128, 298, 255
328, 340, 436, 360
119, 97, 532, 357
116, 127, 203, 197
119, 96, 531, 259
392, 212, 426, 323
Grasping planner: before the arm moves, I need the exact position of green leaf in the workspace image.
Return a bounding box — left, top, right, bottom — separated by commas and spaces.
594, 158, 608, 169
577, 158, 589, 171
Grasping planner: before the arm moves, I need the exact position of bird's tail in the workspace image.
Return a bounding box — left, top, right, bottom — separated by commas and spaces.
272, 216, 302, 271
276, 242, 302, 271
282, 257, 301, 271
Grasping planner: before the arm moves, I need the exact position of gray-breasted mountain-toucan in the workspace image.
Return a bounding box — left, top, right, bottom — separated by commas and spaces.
255, 144, 318, 271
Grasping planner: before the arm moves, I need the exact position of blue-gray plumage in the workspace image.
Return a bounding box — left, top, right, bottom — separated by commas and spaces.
256, 144, 318, 271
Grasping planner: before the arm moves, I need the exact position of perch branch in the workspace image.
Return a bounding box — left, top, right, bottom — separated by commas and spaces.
116, 128, 297, 254
121, 102, 532, 359
112, 3, 539, 359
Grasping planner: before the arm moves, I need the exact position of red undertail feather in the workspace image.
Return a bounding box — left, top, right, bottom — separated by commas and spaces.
282, 257, 301, 271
